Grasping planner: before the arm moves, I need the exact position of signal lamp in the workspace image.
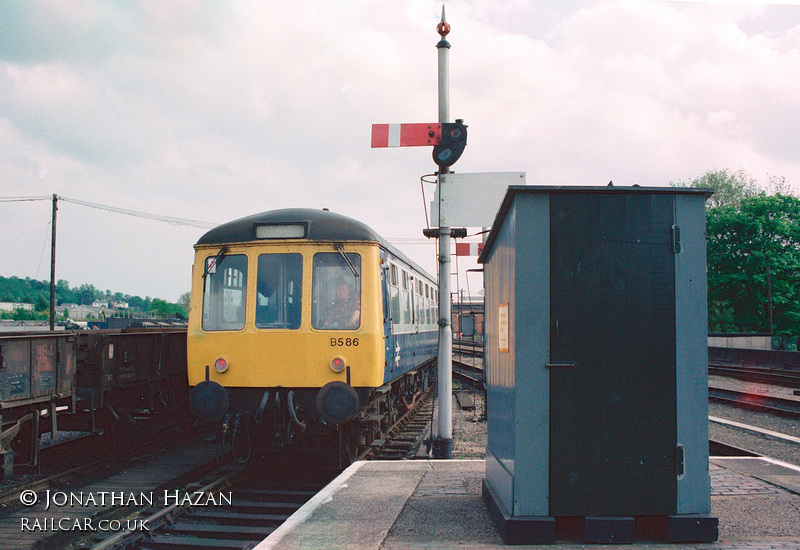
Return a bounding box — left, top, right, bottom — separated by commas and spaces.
214, 357, 229, 373
432, 120, 467, 168
330, 356, 346, 373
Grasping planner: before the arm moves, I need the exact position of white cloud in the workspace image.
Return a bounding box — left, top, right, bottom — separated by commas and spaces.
1, 0, 799, 300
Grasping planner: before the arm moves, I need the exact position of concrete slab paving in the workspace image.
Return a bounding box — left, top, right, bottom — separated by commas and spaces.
257, 458, 800, 550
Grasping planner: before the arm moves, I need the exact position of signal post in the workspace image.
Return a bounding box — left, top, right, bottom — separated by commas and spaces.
371, 7, 466, 458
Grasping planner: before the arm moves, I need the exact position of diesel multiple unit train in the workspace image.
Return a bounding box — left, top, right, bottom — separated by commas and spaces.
187, 208, 438, 460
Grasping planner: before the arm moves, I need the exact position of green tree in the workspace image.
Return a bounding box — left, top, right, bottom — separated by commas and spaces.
77, 283, 101, 305
149, 298, 187, 319
177, 292, 191, 312
671, 167, 759, 209
706, 193, 800, 335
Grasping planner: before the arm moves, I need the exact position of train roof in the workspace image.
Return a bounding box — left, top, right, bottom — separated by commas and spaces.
196, 208, 383, 245
196, 208, 436, 282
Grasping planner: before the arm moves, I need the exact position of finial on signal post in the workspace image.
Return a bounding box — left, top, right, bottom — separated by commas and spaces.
437, 5, 450, 42
436, 5, 450, 130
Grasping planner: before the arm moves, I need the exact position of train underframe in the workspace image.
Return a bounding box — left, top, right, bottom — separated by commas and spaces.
209, 359, 436, 467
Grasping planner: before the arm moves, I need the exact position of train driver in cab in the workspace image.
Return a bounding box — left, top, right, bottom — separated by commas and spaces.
322, 278, 360, 330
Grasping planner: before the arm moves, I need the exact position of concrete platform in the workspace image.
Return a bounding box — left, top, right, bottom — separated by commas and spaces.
255, 458, 800, 550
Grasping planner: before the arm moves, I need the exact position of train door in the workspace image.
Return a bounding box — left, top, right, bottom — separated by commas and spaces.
410, 277, 419, 333
382, 262, 399, 378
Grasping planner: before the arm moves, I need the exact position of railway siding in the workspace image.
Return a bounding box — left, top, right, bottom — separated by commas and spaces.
0, 441, 220, 550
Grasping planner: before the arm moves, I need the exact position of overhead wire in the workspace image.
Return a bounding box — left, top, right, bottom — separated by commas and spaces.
0, 195, 218, 229
57, 196, 218, 229
0, 195, 52, 202
35, 220, 52, 280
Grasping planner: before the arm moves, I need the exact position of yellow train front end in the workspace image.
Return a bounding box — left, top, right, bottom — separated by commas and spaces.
187, 242, 384, 389
186, 209, 389, 452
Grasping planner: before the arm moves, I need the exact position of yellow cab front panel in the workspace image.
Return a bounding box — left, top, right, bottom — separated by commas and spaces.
187, 241, 385, 390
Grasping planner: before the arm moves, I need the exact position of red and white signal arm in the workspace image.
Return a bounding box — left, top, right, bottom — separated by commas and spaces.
371, 123, 442, 148
455, 242, 484, 256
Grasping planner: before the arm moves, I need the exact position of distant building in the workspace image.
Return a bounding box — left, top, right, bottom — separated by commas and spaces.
92, 300, 109, 308
111, 301, 129, 309
61, 305, 105, 320
0, 302, 35, 312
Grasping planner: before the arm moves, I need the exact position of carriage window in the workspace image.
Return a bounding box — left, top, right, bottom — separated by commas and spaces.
389, 264, 401, 328
401, 271, 411, 325
202, 254, 247, 331
256, 254, 303, 329
312, 252, 361, 330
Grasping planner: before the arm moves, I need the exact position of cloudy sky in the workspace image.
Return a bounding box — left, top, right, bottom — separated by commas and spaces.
2, 0, 799, 302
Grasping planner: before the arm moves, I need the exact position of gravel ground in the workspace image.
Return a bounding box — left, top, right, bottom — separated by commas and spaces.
451, 390, 487, 460
709, 405, 800, 466
708, 374, 800, 466
447, 376, 800, 465
709, 374, 800, 401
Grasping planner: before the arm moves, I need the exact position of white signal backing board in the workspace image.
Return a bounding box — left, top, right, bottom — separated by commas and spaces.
430, 172, 526, 227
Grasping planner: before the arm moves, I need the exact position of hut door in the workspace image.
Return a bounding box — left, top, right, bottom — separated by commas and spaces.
548, 193, 678, 516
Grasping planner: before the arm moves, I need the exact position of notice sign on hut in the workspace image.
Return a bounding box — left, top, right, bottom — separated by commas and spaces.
498, 303, 509, 352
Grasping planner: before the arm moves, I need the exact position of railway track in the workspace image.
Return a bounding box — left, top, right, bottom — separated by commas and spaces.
452, 359, 484, 387
452, 339, 483, 359
88, 386, 440, 549
357, 387, 434, 460
709, 386, 800, 417
708, 438, 762, 457
0, 423, 202, 505
709, 361, 800, 389
85, 462, 327, 550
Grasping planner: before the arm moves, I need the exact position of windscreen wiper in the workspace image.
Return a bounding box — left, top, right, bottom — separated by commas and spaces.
203, 246, 229, 278
202, 246, 229, 291
334, 244, 359, 278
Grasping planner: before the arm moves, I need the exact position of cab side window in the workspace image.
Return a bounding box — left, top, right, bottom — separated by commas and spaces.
312, 252, 362, 330
202, 254, 247, 331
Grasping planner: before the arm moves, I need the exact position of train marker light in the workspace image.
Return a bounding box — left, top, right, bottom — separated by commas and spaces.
330, 356, 346, 373
214, 357, 229, 373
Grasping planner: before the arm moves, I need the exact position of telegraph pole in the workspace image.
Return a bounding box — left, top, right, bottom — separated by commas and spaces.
434, 6, 453, 459
49, 194, 57, 330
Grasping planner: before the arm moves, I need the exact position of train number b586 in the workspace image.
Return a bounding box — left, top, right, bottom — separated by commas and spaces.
331, 337, 359, 347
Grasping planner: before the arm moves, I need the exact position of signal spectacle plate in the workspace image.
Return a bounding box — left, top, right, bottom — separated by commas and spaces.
189, 380, 230, 423
316, 381, 361, 424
